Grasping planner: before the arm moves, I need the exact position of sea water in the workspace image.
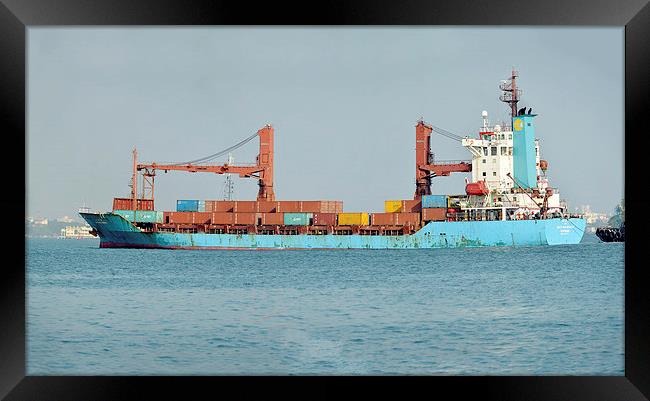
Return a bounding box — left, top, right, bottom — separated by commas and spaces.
26, 234, 624, 375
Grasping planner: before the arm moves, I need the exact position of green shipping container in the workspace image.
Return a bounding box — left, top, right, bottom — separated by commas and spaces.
114, 210, 163, 223
283, 212, 313, 226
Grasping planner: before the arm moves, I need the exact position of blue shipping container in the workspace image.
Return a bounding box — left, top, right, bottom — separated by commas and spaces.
177, 200, 202, 212
114, 210, 163, 223
422, 195, 448, 208
284, 213, 313, 226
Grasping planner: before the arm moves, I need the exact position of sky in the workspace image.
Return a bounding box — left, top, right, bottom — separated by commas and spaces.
27, 27, 623, 218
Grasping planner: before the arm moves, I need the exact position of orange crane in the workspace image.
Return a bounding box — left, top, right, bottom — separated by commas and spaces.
414, 120, 472, 198
131, 125, 275, 212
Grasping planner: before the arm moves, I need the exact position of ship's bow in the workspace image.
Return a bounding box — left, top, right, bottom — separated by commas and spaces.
544, 218, 586, 245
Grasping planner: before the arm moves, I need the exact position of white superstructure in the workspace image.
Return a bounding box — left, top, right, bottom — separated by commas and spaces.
458, 111, 562, 214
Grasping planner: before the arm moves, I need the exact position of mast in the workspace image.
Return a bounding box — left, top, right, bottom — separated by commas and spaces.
131, 147, 137, 222
499, 67, 522, 119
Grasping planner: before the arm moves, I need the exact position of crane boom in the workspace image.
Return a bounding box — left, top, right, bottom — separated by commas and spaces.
134, 125, 275, 203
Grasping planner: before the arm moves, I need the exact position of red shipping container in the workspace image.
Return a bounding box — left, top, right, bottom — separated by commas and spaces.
371, 213, 420, 226
113, 197, 154, 211
277, 201, 302, 212
211, 212, 235, 225
192, 212, 212, 224
168, 212, 194, 224
422, 208, 446, 221
233, 212, 256, 225
205, 200, 234, 212
312, 212, 337, 226
259, 212, 284, 225
403, 200, 422, 212
324, 201, 342, 213
233, 201, 258, 213
308, 201, 343, 213
257, 201, 279, 213
299, 201, 319, 213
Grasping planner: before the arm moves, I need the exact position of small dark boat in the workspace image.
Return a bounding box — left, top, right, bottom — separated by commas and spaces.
596, 222, 625, 242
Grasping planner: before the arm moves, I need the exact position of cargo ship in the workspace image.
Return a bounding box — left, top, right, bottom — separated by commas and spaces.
80, 69, 586, 249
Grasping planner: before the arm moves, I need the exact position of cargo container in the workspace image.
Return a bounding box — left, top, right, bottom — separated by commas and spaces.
233, 201, 258, 213
338, 212, 370, 226
257, 201, 279, 213
176, 200, 205, 212
113, 197, 154, 211
258, 212, 284, 225
205, 200, 277, 213
276, 201, 302, 213
422, 208, 447, 222
233, 212, 257, 225
300, 201, 324, 213
204, 200, 341, 213
284, 212, 313, 226
209, 212, 257, 225
167, 211, 195, 224
192, 212, 212, 224
384, 200, 402, 213
113, 210, 163, 223
322, 201, 340, 213
371, 212, 420, 226
319, 201, 344, 213
404, 199, 422, 212
205, 200, 235, 212
384, 200, 421, 213
298, 201, 342, 213
422, 195, 448, 209
273, 201, 343, 213
210, 212, 234, 225
312, 212, 337, 226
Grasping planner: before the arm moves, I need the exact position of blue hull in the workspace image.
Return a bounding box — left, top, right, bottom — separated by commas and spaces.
80, 212, 586, 249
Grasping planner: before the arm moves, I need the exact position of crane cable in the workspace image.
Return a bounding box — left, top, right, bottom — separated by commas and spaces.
165, 131, 259, 166
506, 173, 584, 233
430, 125, 464, 142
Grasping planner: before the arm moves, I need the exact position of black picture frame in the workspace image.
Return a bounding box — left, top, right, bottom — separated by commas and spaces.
2, 0, 648, 399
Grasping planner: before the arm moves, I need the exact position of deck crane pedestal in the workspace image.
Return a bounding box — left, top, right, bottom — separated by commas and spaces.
414, 120, 472, 199
132, 125, 275, 213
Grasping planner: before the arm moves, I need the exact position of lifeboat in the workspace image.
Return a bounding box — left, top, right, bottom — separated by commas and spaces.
465, 181, 489, 196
